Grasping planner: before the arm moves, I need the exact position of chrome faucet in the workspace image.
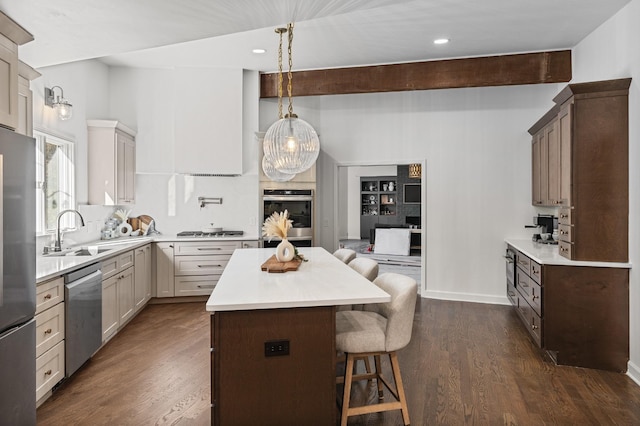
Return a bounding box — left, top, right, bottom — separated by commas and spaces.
53, 209, 85, 252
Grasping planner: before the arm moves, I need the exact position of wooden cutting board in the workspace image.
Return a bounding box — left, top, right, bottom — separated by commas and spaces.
260, 255, 302, 273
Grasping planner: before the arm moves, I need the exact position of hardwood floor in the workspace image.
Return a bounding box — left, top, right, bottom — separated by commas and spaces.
37, 299, 640, 425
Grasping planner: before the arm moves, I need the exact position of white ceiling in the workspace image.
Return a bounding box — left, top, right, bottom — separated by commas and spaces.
0, 0, 631, 72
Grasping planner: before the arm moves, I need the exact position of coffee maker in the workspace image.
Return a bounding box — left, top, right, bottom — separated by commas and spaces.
526, 214, 558, 244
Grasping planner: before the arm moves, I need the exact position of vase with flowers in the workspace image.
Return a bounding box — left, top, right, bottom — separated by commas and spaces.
262, 209, 295, 262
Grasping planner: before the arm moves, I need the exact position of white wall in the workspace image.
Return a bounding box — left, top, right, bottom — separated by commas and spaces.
265, 84, 561, 305
570, 0, 640, 384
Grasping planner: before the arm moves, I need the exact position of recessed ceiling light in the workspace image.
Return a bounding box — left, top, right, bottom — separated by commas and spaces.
252, 48, 267, 54
433, 38, 450, 45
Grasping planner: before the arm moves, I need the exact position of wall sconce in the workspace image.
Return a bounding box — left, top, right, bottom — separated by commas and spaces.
44, 86, 73, 120
408, 163, 422, 178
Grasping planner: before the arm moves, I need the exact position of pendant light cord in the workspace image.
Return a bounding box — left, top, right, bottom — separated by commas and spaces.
275, 27, 287, 120
287, 22, 295, 118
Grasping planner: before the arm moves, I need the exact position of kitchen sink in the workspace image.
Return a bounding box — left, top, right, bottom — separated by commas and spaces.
44, 247, 112, 257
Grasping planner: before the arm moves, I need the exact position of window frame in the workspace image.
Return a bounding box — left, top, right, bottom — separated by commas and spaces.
35, 130, 77, 236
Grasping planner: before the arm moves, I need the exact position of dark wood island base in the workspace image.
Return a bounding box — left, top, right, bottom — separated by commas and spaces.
211, 306, 337, 425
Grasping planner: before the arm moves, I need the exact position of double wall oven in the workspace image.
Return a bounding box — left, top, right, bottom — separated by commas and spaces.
262, 189, 313, 247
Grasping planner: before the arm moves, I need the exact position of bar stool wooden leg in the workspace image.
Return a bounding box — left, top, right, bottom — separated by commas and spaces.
374, 354, 384, 399
389, 352, 410, 425
341, 354, 355, 426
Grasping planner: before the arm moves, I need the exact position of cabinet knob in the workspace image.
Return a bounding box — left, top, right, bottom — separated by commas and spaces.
44, 369, 52, 376
532, 295, 539, 300
44, 294, 52, 300
531, 324, 539, 330
44, 328, 52, 335
169, 245, 174, 248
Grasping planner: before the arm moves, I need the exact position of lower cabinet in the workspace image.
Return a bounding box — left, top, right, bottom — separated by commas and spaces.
134, 244, 152, 312
35, 276, 65, 405
507, 244, 629, 371
101, 249, 136, 343
154, 240, 259, 298
154, 242, 175, 297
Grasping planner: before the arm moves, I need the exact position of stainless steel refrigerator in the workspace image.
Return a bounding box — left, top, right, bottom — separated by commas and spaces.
0, 126, 36, 425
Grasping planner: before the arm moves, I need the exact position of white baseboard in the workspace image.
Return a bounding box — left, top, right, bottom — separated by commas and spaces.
421, 290, 511, 306
628, 360, 640, 386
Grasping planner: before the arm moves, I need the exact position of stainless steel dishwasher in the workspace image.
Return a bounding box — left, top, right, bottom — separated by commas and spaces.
64, 262, 102, 377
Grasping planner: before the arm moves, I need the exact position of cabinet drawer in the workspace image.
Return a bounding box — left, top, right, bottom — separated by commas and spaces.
515, 297, 542, 347
119, 250, 135, 270
530, 260, 542, 285
36, 340, 65, 401
174, 255, 229, 275
558, 223, 573, 242
520, 280, 542, 317
36, 277, 64, 315
506, 280, 517, 306
35, 302, 65, 358
558, 207, 573, 225
174, 241, 238, 256
175, 275, 220, 296
515, 253, 531, 274
102, 256, 119, 279
559, 240, 572, 259
515, 267, 531, 298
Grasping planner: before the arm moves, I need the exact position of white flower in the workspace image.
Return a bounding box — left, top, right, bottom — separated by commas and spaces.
262, 209, 292, 241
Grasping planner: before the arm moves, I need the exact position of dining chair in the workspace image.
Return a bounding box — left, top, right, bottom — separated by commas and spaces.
335, 272, 417, 426
333, 248, 356, 264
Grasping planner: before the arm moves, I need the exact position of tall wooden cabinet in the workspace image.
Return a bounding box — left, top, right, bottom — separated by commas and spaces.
529, 78, 630, 262
88, 120, 137, 205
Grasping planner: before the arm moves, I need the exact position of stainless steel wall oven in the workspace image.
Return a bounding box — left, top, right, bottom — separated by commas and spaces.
262, 189, 313, 247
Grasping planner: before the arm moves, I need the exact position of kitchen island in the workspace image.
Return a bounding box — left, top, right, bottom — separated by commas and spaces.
206, 247, 390, 425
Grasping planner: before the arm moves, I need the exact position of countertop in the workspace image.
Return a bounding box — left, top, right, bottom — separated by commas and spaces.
205, 247, 391, 312
505, 239, 632, 268
36, 234, 260, 284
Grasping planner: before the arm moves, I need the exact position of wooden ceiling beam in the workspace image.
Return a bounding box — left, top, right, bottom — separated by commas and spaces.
260, 50, 572, 98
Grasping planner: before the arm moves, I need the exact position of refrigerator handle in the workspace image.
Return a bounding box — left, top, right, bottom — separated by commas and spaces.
0, 155, 3, 305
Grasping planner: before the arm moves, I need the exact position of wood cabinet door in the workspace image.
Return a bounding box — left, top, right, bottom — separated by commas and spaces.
115, 130, 135, 204
154, 243, 175, 298
118, 267, 135, 325
134, 247, 147, 312
531, 131, 543, 205
102, 275, 119, 342
557, 102, 572, 206
0, 34, 18, 130
545, 119, 560, 205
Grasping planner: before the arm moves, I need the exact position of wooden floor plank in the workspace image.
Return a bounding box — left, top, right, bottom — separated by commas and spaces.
37, 299, 640, 425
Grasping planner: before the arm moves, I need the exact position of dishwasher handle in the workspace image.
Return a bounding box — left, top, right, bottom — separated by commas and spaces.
64, 262, 101, 284
65, 269, 102, 292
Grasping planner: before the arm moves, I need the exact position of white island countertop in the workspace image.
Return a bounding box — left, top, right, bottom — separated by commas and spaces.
206, 247, 391, 312
506, 239, 632, 268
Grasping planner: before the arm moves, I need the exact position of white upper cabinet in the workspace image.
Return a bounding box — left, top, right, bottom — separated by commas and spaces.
173, 68, 243, 175
0, 12, 33, 130
87, 120, 137, 205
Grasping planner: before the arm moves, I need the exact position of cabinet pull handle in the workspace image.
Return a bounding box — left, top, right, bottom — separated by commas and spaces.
197, 285, 215, 289
197, 264, 222, 268
44, 328, 52, 334
198, 247, 222, 251
44, 294, 52, 300
169, 245, 173, 248
44, 369, 52, 376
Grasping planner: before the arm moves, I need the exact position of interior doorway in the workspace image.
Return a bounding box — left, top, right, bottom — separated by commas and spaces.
334, 161, 426, 293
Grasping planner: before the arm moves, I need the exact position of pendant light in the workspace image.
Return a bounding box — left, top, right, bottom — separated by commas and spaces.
263, 23, 320, 175
262, 155, 295, 182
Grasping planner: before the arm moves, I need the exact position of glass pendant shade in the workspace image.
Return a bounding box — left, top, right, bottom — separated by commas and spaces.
263, 116, 320, 174
55, 100, 73, 120
262, 155, 295, 182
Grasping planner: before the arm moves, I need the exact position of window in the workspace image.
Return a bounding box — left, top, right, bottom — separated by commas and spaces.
35, 130, 76, 234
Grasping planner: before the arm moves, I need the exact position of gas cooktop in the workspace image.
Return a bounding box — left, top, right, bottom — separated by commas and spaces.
177, 230, 244, 238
